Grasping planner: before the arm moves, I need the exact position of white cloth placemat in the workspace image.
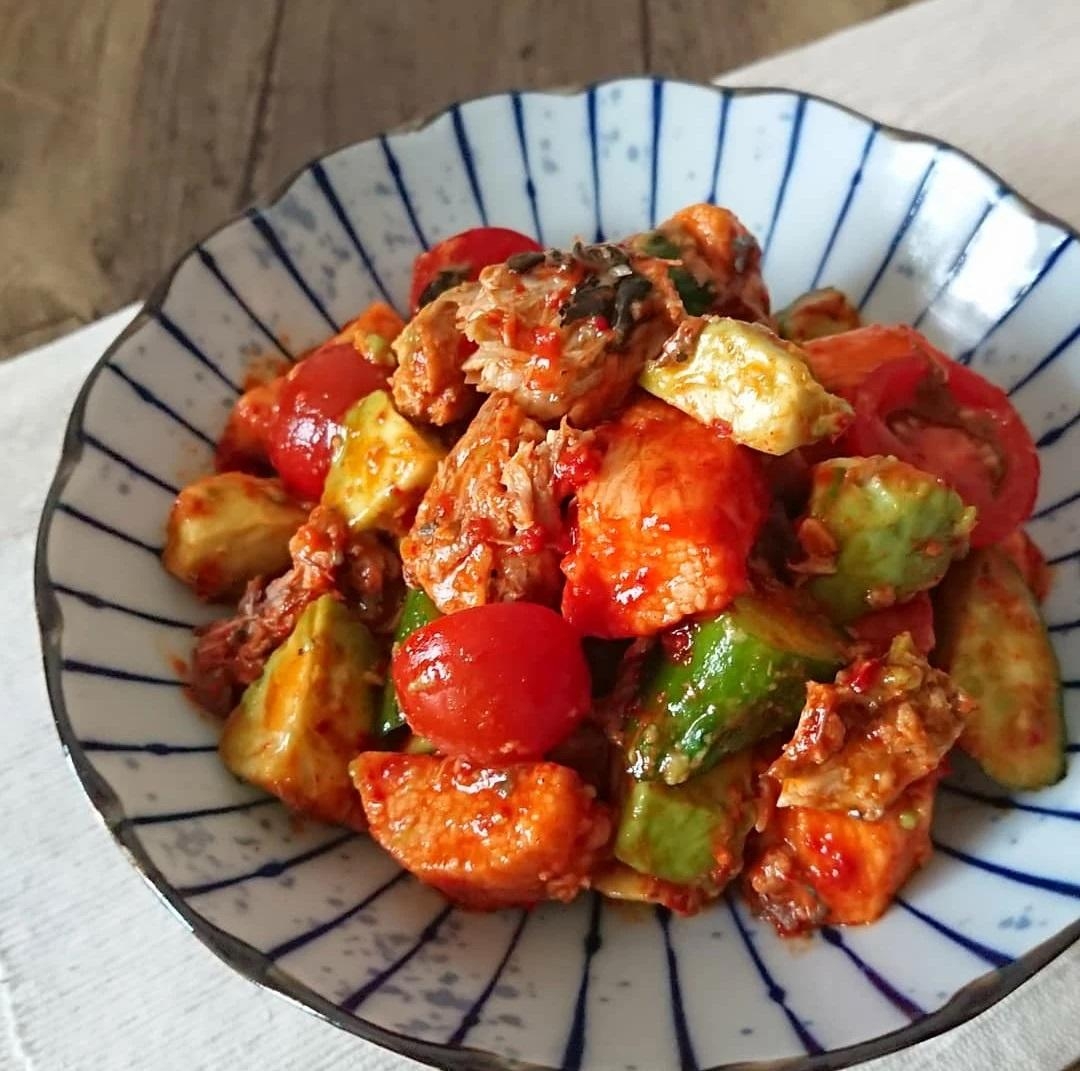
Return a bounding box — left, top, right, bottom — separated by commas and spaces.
3, 1, 1078, 1068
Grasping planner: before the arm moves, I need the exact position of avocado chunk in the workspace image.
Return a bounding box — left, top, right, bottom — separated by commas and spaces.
775, 287, 861, 343
615, 751, 756, 889
803, 456, 975, 624
219, 594, 378, 828
163, 472, 307, 601
378, 586, 442, 736
321, 389, 445, 535
627, 590, 847, 785
934, 546, 1066, 789
639, 317, 852, 454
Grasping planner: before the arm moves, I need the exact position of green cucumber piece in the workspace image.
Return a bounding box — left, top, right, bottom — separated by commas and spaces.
321, 390, 445, 535
615, 751, 755, 887
627, 592, 846, 785
934, 546, 1066, 789
163, 473, 307, 601
402, 733, 438, 755
378, 587, 441, 737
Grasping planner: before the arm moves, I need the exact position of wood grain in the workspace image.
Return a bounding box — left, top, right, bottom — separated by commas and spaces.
250, 0, 645, 199
0, 0, 914, 359
0, 0, 278, 356
646, 0, 914, 81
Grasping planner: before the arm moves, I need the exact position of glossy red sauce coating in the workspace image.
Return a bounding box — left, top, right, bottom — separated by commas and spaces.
845, 656, 882, 695
743, 773, 938, 934
562, 398, 768, 637
352, 753, 610, 910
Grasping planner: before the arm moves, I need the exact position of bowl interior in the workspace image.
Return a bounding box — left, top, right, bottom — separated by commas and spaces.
38, 79, 1080, 1071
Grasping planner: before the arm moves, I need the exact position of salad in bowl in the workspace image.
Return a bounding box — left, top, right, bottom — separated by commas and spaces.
161, 202, 1063, 934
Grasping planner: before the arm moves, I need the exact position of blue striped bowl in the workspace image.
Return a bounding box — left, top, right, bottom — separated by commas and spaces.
36, 79, 1079, 1070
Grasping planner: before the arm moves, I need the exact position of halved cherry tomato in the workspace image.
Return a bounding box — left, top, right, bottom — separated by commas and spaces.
848, 592, 936, 656
845, 354, 1039, 547
392, 602, 591, 763
268, 344, 389, 501
409, 227, 543, 313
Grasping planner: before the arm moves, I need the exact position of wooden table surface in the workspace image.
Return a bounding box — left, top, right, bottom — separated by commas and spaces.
0, 0, 912, 359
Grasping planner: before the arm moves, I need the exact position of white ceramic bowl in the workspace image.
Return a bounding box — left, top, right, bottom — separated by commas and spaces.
37, 79, 1080, 1071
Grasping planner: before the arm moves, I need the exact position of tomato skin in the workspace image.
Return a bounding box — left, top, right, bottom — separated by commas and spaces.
846, 354, 1039, 548
392, 603, 591, 762
409, 227, 543, 312
802, 324, 935, 396
849, 592, 936, 656
268, 342, 389, 501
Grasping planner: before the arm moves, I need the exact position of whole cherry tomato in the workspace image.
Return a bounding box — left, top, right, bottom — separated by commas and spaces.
392, 602, 591, 762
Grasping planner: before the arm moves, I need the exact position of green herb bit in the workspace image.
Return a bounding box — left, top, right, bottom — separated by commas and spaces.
668, 266, 714, 315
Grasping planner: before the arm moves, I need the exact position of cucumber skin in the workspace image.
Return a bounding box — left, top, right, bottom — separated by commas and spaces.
377, 588, 441, 737
614, 751, 755, 886
626, 596, 845, 785
934, 547, 1066, 790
